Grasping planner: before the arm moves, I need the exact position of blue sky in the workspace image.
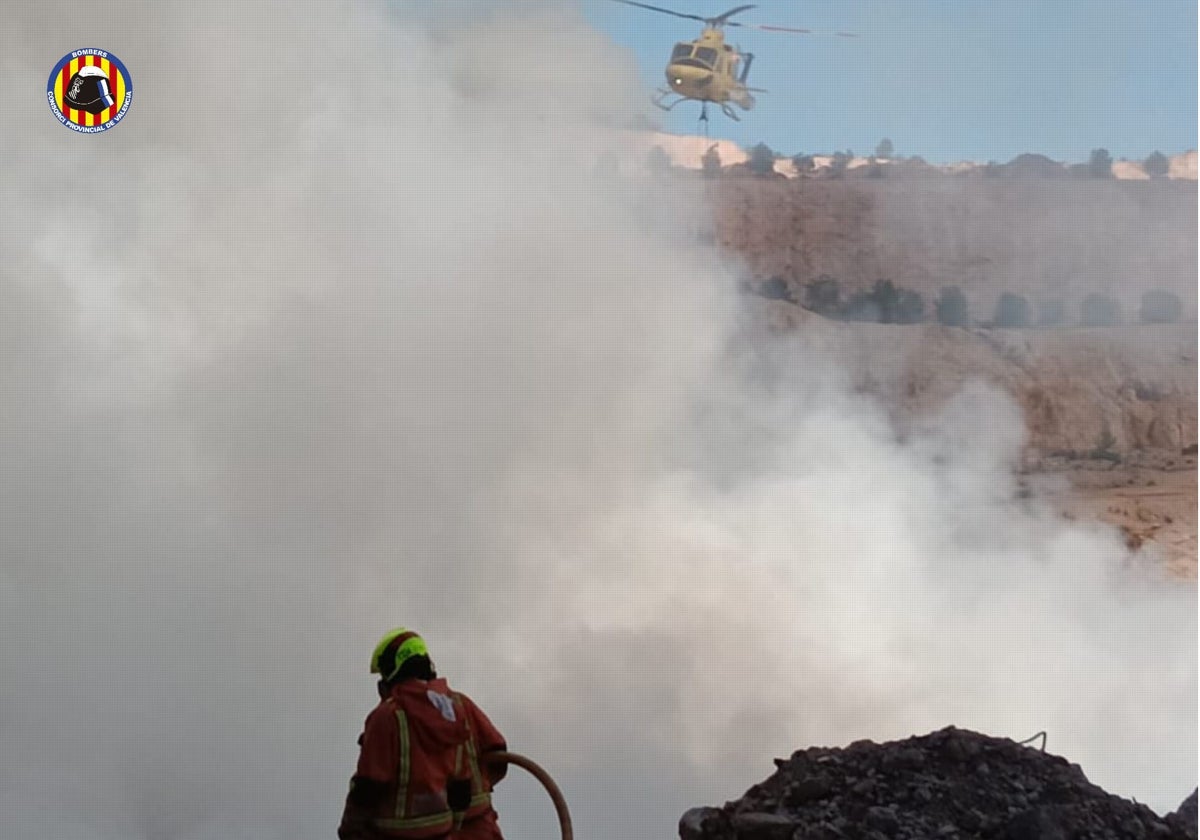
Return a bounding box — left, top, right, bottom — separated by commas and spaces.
583, 0, 1197, 163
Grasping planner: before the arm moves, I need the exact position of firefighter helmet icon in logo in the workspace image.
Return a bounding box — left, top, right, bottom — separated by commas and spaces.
47, 49, 133, 133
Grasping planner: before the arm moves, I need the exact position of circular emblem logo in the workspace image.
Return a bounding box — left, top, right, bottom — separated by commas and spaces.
47, 49, 133, 133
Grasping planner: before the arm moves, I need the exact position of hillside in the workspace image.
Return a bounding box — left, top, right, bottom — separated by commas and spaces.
711, 176, 1197, 317
616, 133, 1196, 318
700, 150, 1199, 577
629, 133, 1198, 182
747, 305, 1196, 457
596, 134, 1196, 569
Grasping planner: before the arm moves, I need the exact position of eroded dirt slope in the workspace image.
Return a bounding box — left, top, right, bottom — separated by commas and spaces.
711, 176, 1197, 318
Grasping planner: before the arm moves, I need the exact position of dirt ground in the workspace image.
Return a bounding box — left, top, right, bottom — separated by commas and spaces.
1030, 466, 1198, 581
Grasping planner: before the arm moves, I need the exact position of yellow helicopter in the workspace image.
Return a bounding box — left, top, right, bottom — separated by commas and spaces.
609, 0, 856, 123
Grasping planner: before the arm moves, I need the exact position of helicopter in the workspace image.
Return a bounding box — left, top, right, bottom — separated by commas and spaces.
608, 0, 856, 124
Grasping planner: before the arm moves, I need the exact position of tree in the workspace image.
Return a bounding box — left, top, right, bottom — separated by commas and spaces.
891, 286, 926, 324
870, 280, 904, 322
757, 276, 793, 301
646, 145, 671, 173
1088, 148, 1113, 178
842, 280, 925, 324
992, 292, 1032, 328
827, 152, 850, 179
875, 137, 894, 159
1139, 289, 1182, 324
840, 289, 879, 322
934, 286, 970, 327
1144, 151, 1170, 178
1090, 425, 1120, 463
791, 153, 815, 174
748, 142, 777, 175
802, 275, 842, 316
1081, 293, 1122, 327
1036, 298, 1067, 327
701, 144, 722, 178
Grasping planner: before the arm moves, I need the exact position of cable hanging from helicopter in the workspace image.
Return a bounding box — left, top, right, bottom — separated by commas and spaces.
607, 1, 857, 123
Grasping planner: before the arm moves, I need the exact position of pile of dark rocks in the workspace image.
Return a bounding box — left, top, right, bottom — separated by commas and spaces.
679, 727, 1197, 840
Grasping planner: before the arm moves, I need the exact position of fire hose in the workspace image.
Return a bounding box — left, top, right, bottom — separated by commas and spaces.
483, 751, 574, 840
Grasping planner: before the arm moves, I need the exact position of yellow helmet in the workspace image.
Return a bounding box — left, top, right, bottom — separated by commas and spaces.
370, 628, 430, 681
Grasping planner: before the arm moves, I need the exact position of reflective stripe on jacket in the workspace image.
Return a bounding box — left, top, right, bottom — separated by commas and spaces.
356, 679, 504, 839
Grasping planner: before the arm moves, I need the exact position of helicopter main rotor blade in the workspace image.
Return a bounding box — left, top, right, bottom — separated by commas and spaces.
607, 0, 858, 37
606, 0, 708, 24
709, 5, 757, 25
727, 20, 859, 36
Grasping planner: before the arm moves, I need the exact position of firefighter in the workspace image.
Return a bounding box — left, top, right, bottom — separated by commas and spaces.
339, 629, 508, 840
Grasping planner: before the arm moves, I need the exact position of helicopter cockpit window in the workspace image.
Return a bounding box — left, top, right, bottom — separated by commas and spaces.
693, 47, 718, 67
671, 43, 693, 60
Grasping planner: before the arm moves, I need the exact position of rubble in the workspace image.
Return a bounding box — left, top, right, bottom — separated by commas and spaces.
679, 727, 1197, 840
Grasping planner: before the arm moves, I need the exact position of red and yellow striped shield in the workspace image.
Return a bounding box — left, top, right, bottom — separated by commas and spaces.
47, 49, 133, 133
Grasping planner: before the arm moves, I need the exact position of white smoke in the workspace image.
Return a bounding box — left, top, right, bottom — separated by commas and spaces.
0, 2, 1193, 839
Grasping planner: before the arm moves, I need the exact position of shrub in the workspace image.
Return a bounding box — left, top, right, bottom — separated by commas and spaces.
840, 290, 879, 322
1090, 426, 1120, 463
749, 142, 777, 175
842, 280, 925, 324
888, 284, 927, 324
1144, 151, 1170, 178
1080, 293, 1122, 327
802, 275, 842, 316
1088, 148, 1113, 178
701, 144, 722, 178
791, 153, 815, 174
1139, 289, 1182, 324
757, 276, 793, 301
875, 138, 894, 159
935, 286, 970, 327
874, 280, 904, 323
646, 145, 671, 172
992, 292, 1032, 328
1036, 298, 1067, 327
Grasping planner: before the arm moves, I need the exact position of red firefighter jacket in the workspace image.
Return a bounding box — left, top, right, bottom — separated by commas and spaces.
347, 678, 507, 839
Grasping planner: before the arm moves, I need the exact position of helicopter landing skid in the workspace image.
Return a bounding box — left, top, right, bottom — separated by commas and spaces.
651, 89, 689, 112
651, 91, 741, 125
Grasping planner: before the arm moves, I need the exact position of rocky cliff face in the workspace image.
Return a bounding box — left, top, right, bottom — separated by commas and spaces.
679, 727, 1197, 840
710, 176, 1197, 319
